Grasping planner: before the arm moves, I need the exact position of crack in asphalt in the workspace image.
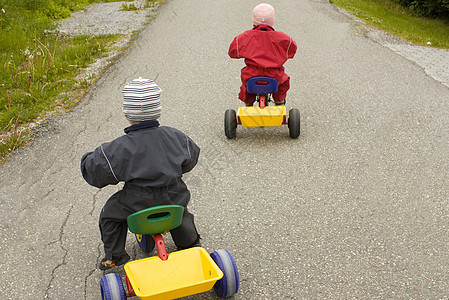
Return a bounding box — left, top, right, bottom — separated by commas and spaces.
42, 187, 56, 199
105, 112, 114, 123
44, 204, 74, 299
90, 189, 102, 216
83, 242, 103, 299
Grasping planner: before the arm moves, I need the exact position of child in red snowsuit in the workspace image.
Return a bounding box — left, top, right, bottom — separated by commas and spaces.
228, 3, 297, 106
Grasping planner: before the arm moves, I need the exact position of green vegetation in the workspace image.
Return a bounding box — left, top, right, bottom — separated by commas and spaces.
0, 117, 32, 162
330, 0, 449, 48
1, 33, 120, 126
121, 0, 156, 11
0, 0, 149, 163
393, 0, 449, 19
122, 3, 139, 11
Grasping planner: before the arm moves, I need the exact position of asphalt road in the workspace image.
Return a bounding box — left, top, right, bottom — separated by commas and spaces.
1, 0, 448, 299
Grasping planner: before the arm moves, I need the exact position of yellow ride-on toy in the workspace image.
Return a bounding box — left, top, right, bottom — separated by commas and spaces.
99, 205, 239, 300
225, 76, 300, 139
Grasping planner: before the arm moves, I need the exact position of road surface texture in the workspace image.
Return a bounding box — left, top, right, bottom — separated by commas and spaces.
1, 0, 448, 299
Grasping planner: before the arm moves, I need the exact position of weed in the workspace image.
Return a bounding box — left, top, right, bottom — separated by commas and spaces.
0, 117, 32, 164
121, 0, 159, 11
121, 3, 138, 11
331, 0, 449, 48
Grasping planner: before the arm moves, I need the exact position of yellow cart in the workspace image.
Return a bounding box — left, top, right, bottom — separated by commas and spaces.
225, 76, 300, 139
100, 205, 239, 300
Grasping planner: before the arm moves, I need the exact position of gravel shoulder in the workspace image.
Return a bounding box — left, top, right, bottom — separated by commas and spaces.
56, 0, 156, 36
56, 0, 160, 82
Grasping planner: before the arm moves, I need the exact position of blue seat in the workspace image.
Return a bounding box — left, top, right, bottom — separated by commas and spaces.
246, 77, 279, 96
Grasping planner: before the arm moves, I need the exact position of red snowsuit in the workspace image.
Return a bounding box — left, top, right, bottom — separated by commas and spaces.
228, 24, 297, 105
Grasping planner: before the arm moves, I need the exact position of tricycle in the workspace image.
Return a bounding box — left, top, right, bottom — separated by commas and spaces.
100, 205, 239, 299
224, 76, 300, 139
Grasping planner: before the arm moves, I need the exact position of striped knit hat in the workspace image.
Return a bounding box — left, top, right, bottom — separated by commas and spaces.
122, 77, 162, 121
252, 3, 275, 27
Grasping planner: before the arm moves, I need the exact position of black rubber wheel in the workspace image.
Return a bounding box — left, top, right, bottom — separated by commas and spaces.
135, 234, 155, 254
224, 109, 237, 139
288, 108, 300, 138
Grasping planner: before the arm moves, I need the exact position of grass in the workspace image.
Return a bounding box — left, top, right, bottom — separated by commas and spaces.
0, 34, 121, 129
0, 117, 32, 163
330, 0, 449, 48
0, 33, 121, 163
0, 0, 165, 164
0, 1, 133, 164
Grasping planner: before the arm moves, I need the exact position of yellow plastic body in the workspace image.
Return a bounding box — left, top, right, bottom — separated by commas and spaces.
237, 106, 286, 127
124, 247, 223, 299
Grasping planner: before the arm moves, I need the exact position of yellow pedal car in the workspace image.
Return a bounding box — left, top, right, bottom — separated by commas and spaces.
225, 76, 300, 139
100, 205, 239, 300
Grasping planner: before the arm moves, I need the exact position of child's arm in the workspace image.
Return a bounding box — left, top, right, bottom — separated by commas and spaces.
228, 36, 241, 59
287, 37, 297, 59
181, 136, 200, 174
80, 143, 120, 188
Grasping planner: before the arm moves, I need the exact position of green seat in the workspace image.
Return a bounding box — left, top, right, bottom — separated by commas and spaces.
127, 205, 184, 236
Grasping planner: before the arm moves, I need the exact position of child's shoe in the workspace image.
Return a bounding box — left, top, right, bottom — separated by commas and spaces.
99, 252, 130, 270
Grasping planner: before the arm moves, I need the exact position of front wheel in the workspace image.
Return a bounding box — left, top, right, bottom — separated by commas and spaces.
224, 109, 237, 139
100, 273, 127, 300
210, 249, 239, 298
288, 108, 300, 138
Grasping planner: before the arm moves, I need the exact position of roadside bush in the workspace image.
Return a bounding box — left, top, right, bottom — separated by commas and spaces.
393, 0, 449, 19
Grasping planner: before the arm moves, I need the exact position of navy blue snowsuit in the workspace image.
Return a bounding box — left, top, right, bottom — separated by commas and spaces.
81, 121, 200, 259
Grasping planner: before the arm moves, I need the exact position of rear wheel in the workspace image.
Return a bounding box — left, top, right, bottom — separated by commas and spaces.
288, 108, 300, 138
224, 109, 237, 139
210, 249, 239, 298
100, 273, 126, 300
135, 234, 155, 254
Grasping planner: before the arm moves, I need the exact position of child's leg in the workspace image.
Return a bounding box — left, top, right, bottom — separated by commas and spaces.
239, 67, 258, 106
273, 78, 290, 103
99, 191, 130, 260
170, 208, 200, 249
167, 180, 200, 249
239, 84, 256, 106
99, 218, 128, 260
